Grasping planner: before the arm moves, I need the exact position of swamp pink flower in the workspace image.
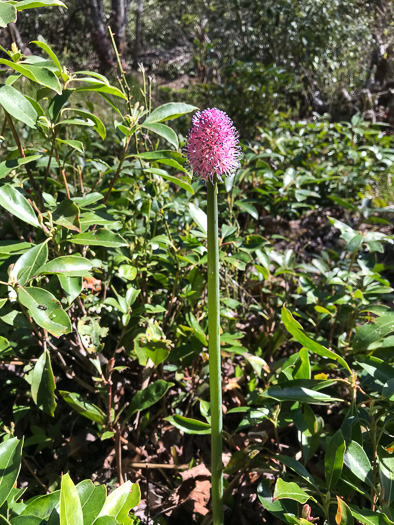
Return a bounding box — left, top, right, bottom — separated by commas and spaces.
185, 108, 241, 183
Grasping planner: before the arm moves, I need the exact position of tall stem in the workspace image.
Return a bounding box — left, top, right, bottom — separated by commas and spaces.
207, 179, 223, 525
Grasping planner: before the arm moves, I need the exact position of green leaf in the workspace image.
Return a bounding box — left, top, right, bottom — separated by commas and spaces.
62, 108, 106, 139
0, 183, 40, 227
60, 473, 83, 525
48, 90, 72, 122
98, 481, 133, 519
379, 449, 394, 505
31, 40, 61, 71
115, 483, 141, 523
345, 233, 364, 253
58, 275, 82, 305
17, 286, 71, 337
59, 391, 106, 424
125, 381, 174, 421
0, 154, 42, 179
257, 479, 298, 522
92, 517, 117, 525
144, 102, 198, 124
0, 240, 32, 255
235, 200, 259, 220
262, 386, 342, 404
20, 491, 60, 519
56, 138, 84, 153
344, 440, 373, 487
76, 480, 106, 525
52, 199, 81, 232
325, 430, 345, 490
356, 355, 394, 384
16, 0, 66, 9
10, 241, 49, 286
273, 479, 310, 504
349, 504, 393, 525
0, 437, 23, 507
164, 415, 211, 435
31, 349, 56, 416
73, 83, 126, 100
0, 59, 61, 93
281, 307, 351, 373
143, 168, 194, 194
335, 496, 354, 525
38, 256, 93, 277
142, 123, 178, 149
276, 456, 315, 486
188, 203, 207, 235
0, 84, 37, 128
11, 517, 43, 524
352, 313, 394, 352
71, 229, 128, 248
0, 3, 17, 27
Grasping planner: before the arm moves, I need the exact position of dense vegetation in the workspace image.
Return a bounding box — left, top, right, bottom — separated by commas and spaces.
0, 1, 393, 524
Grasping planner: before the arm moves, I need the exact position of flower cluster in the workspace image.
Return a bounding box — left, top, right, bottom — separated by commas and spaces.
184, 108, 241, 183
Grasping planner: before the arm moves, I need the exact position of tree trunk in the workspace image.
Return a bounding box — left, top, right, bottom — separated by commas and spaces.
111, 0, 131, 56
88, 0, 115, 72
133, 0, 143, 69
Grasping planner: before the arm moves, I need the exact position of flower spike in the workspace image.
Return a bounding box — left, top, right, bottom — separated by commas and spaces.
185, 108, 241, 183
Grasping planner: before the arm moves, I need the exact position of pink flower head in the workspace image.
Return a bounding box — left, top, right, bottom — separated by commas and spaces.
185, 108, 241, 183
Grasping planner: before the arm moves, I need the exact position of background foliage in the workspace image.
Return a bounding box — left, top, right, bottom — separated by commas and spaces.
0, 1, 393, 524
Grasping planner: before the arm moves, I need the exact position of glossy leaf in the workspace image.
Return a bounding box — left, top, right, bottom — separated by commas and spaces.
62, 108, 106, 139
188, 202, 207, 234
281, 306, 351, 372
262, 386, 342, 404
58, 275, 82, 304
16, 0, 66, 9
71, 229, 128, 248
115, 483, 141, 523
273, 479, 310, 504
352, 313, 394, 352
0, 59, 61, 93
379, 450, 394, 505
142, 123, 179, 149
257, 479, 298, 522
98, 481, 132, 519
143, 168, 194, 194
343, 440, 373, 487
52, 199, 81, 232
164, 415, 211, 434
31, 349, 56, 416
336, 496, 354, 525
325, 429, 345, 489
56, 138, 84, 153
0, 437, 23, 507
235, 200, 259, 220
10, 241, 49, 286
76, 480, 106, 525
20, 492, 60, 518
0, 154, 42, 179
17, 286, 71, 337
60, 473, 83, 525
144, 102, 198, 123
125, 380, 174, 420
38, 256, 93, 277
59, 391, 106, 424
0, 3, 17, 27
0, 85, 37, 128
0, 184, 40, 227
31, 40, 62, 71
349, 504, 393, 525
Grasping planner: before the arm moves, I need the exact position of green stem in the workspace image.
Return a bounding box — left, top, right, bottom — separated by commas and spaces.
207, 179, 223, 525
